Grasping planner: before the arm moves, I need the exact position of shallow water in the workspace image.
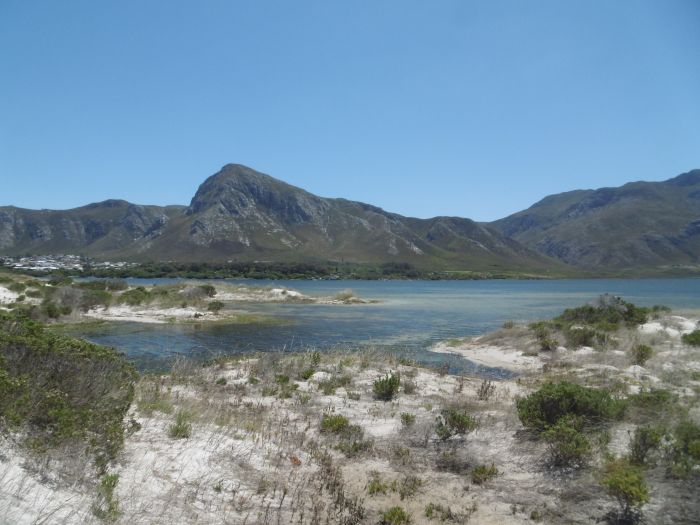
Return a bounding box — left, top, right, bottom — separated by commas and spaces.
70, 278, 700, 374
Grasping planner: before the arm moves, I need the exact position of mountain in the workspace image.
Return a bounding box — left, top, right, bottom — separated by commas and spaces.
0, 164, 561, 273
491, 169, 700, 269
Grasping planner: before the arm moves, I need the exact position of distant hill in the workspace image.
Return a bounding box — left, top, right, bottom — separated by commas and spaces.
491, 169, 700, 270
0, 164, 561, 274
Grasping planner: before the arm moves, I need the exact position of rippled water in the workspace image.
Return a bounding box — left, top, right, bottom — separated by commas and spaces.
68, 278, 700, 375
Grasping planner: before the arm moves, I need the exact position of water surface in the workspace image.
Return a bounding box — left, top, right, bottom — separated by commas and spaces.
71, 278, 700, 374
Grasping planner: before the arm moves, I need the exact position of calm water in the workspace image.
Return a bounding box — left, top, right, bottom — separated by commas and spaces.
70, 278, 700, 375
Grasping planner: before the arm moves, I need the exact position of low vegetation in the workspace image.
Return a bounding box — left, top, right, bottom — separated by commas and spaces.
0, 311, 136, 468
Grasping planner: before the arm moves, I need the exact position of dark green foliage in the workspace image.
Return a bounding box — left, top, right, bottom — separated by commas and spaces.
207, 300, 224, 313
668, 420, 700, 476
299, 367, 315, 381
436, 408, 477, 440
168, 410, 192, 439
555, 295, 648, 330
471, 463, 498, 484
318, 373, 352, 395
8, 281, 26, 293
119, 286, 151, 306
602, 459, 649, 523
373, 372, 400, 401
563, 326, 598, 348
629, 344, 653, 366
627, 388, 675, 413
628, 425, 663, 465
400, 413, 416, 427
681, 330, 700, 347
79, 289, 112, 311
516, 381, 623, 431
0, 311, 136, 467
335, 438, 373, 457
379, 506, 412, 525
543, 417, 591, 468
198, 284, 217, 297
530, 322, 558, 351
320, 414, 352, 434
92, 473, 120, 522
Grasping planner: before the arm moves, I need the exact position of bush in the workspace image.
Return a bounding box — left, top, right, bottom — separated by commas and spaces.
601, 459, 649, 523
543, 417, 591, 468
628, 425, 663, 465
436, 408, 477, 440
682, 330, 700, 347
299, 367, 315, 381
320, 414, 351, 434
400, 413, 416, 427
555, 295, 648, 330
564, 326, 598, 348
471, 463, 498, 484
0, 311, 136, 467
198, 284, 217, 297
8, 282, 26, 293
669, 420, 700, 475
168, 411, 192, 439
629, 344, 652, 366
530, 322, 558, 351
373, 372, 400, 401
119, 286, 151, 306
92, 473, 120, 521
380, 506, 412, 525
207, 300, 224, 313
516, 381, 623, 431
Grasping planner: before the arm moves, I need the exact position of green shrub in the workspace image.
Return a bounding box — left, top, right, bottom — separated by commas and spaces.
436, 408, 477, 440
400, 412, 416, 427
198, 284, 217, 297
563, 326, 598, 348
367, 474, 389, 495
215, 377, 227, 385
335, 438, 373, 457
119, 286, 151, 306
318, 373, 352, 395
471, 463, 498, 485
629, 344, 653, 366
380, 506, 412, 525
516, 381, 623, 431
543, 417, 591, 468
682, 330, 700, 347
92, 473, 120, 522
530, 322, 558, 351
601, 458, 649, 522
668, 419, 700, 476
168, 411, 192, 439
299, 367, 315, 381
373, 372, 400, 401
555, 296, 648, 330
207, 300, 224, 313
320, 414, 351, 434
8, 282, 26, 293
0, 311, 136, 467
628, 425, 663, 465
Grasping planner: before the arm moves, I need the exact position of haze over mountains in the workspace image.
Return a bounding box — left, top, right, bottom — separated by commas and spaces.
1, 164, 699, 274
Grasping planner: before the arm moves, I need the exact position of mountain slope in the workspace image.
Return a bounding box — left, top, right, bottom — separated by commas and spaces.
491, 169, 700, 269
0, 164, 562, 273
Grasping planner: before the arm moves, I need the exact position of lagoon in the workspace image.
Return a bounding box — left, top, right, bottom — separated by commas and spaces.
70, 278, 700, 374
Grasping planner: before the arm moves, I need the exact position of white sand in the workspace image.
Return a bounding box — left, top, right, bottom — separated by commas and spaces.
0, 285, 18, 305
430, 338, 541, 371
84, 305, 220, 324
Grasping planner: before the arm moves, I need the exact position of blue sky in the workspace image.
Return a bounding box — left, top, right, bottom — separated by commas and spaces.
1, 1, 699, 221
